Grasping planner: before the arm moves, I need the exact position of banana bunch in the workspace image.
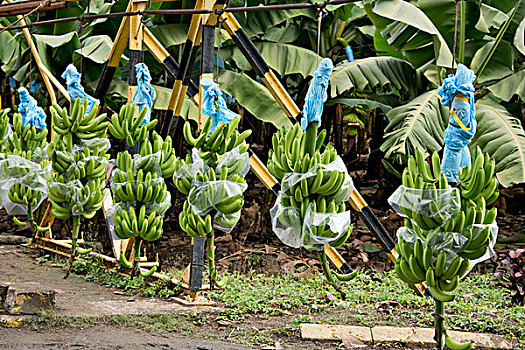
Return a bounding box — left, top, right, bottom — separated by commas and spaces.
108, 103, 158, 147
179, 200, 213, 238
112, 155, 168, 204
0, 109, 10, 151
48, 142, 109, 181
301, 197, 353, 249
51, 98, 108, 141
395, 238, 470, 302
267, 123, 327, 181
5, 113, 47, 154
183, 117, 251, 167
48, 177, 104, 219
459, 146, 499, 208
138, 131, 177, 178
113, 204, 163, 241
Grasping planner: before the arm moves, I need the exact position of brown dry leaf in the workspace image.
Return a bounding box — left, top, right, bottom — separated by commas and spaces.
341, 335, 367, 348
375, 300, 400, 310
265, 245, 278, 254
326, 292, 337, 301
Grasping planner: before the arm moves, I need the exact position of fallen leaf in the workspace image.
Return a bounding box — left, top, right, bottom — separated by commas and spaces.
341, 335, 367, 348
326, 292, 337, 301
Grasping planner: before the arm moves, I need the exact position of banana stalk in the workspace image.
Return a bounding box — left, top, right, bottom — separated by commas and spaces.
304, 122, 318, 157
64, 216, 81, 279
318, 251, 346, 300
434, 300, 445, 350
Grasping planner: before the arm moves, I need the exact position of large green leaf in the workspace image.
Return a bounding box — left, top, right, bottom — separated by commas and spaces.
217, 71, 292, 129
148, 24, 189, 48
33, 32, 79, 48
220, 42, 318, 78
243, 8, 316, 38
326, 98, 392, 113
371, 0, 454, 67
486, 70, 525, 101
471, 41, 514, 83
472, 99, 525, 187
514, 16, 525, 56
328, 56, 424, 99
380, 90, 448, 159
73, 35, 121, 64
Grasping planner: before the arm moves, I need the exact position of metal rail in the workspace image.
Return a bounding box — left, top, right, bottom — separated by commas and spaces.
3, 0, 359, 31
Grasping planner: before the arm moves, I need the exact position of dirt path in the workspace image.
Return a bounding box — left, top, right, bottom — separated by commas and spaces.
0, 325, 252, 350
0, 245, 221, 317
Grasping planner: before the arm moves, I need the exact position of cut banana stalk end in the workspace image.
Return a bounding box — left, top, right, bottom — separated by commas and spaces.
119, 252, 133, 268
139, 265, 157, 277
334, 270, 358, 282
36, 225, 51, 232
445, 332, 473, 350
13, 217, 27, 226
76, 247, 92, 255
214, 276, 228, 288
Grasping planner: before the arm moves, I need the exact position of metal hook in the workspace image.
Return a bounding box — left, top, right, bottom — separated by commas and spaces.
141, 0, 152, 24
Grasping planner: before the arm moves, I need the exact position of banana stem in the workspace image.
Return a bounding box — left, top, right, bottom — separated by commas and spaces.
304, 121, 318, 157
64, 216, 80, 279
132, 237, 142, 277
318, 251, 346, 300
434, 300, 445, 350
206, 230, 217, 289
27, 202, 36, 234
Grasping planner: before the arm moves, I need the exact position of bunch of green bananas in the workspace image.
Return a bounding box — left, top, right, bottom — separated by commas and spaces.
138, 131, 177, 178
393, 147, 499, 350
0, 109, 11, 151
113, 204, 163, 242
0, 108, 51, 231
113, 153, 168, 204
183, 117, 251, 167
458, 146, 499, 208
5, 113, 47, 154
47, 99, 110, 267
267, 123, 327, 181
268, 124, 352, 248
178, 167, 246, 237
51, 99, 108, 141
49, 176, 104, 219
108, 103, 158, 147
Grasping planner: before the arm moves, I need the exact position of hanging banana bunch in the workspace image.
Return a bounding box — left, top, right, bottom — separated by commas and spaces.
108, 103, 173, 278
47, 98, 110, 277
174, 116, 251, 288
391, 147, 498, 350
1, 117, 50, 232
267, 123, 355, 298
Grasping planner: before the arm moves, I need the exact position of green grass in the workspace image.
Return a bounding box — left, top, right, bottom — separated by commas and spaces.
207, 269, 525, 338
42, 254, 525, 340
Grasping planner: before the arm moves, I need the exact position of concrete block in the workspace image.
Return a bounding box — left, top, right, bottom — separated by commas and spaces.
300, 324, 372, 342
3, 282, 55, 314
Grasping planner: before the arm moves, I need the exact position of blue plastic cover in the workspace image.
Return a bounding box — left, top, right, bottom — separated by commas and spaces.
18, 87, 46, 129
29, 80, 40, 93
300, 58, 333, 131
201, 77, 240, 133
131, 63, 156, 125
9, 77, 17, 89
437, 64, 477, 183
345, 45, 354, 62
61, 64, 100, 114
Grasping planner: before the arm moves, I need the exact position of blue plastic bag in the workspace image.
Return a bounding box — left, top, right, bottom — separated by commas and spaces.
437, 64, 477, 183
345, 45, 354, 62
131, 63, 156, 125
201, 78, 240, 133
300, 58, 333, 131
29, 80, 40, 93
18, 87, 46, 129
9, 77, 17, 89
61, 64, 100, 114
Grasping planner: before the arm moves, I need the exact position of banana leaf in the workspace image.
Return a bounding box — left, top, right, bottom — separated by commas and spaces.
486, 70, 525, 102
217, 71, 292, 129
380, 90, 448, 160
472, 99, 525, 187
328, 56, 424, 99
219, 42, 318, 78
